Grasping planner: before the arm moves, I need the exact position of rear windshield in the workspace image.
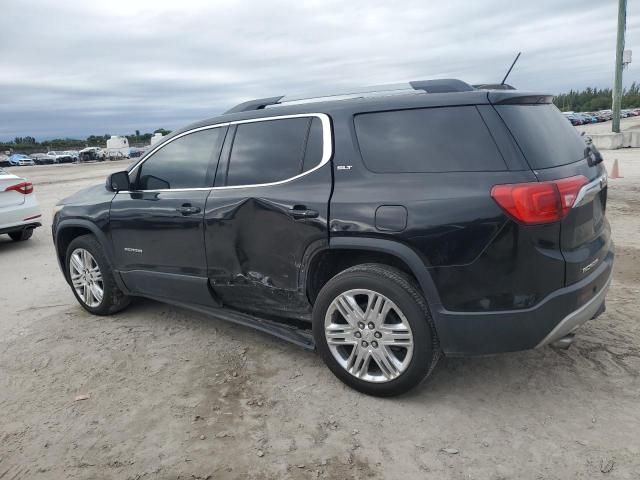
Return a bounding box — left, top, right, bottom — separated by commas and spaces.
354, 106, 507, 173
495, 104, 587, 169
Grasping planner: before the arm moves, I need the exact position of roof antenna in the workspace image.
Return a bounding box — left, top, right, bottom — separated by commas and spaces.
501, 52, 521, 85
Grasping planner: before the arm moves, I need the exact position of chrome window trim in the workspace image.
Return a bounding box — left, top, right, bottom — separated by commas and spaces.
121, 113, 332, 194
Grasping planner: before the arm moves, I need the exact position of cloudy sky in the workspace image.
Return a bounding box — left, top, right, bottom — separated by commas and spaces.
1, 0, 638, 140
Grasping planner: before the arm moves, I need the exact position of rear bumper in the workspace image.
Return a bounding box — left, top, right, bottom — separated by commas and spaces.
0, 194, 41, 231
535, 274, 610, 347
434, 249, 614, 356
0, 221, 41, 235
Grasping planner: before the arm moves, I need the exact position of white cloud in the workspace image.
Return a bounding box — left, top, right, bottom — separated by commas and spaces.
0, 0, 638, 139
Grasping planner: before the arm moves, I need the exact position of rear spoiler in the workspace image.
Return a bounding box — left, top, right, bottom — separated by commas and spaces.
488, 91, 553, 105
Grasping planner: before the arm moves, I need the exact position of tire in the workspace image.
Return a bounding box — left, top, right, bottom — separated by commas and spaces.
65, 234, 130, 315
9, 228, 33, 241
312, 263, 440, 397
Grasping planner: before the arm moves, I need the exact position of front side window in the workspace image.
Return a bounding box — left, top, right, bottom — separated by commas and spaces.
226, 117, 321, 187
137, 128, 225, 190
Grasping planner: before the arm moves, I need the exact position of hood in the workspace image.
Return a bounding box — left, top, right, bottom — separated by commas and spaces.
58, 183, 113, 206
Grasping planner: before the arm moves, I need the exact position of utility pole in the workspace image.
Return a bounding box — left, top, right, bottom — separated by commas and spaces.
612, 0, 627, 133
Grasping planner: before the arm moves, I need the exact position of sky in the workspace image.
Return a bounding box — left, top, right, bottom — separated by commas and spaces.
1, 0, 639, 141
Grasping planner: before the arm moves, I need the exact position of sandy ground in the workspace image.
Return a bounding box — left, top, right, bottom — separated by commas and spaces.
1, 153, 639, 480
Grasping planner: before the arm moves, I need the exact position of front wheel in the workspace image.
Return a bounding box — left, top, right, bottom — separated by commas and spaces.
66, 234, 130, 315
312, 264, 440, 396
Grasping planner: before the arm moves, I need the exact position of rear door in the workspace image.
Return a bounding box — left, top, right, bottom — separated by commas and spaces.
109, 126, 227, 305
494, 102, 611, 285
204, 114, 332, 319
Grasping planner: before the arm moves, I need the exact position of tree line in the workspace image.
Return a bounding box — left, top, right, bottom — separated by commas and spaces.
5, 83, 640, 151
2, 128, 172, 154
553, 82, 640, 112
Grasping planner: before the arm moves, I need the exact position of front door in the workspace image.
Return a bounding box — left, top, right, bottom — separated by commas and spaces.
204, 114, 332, 319
110, 126, 227, 305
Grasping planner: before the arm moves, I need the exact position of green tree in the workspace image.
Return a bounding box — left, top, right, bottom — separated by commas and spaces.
552, 84, 640, 112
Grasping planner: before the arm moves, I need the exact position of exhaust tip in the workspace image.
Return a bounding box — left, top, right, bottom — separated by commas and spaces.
550, 333, 575, 350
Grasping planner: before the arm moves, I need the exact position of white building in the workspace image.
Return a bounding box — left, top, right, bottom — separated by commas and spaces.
150, 133, 164, 146
106, 136, 130, 157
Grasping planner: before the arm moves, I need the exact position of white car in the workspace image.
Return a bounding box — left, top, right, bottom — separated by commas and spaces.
79, 147, 106, 162
64, 150, 79, 161
0, 168, 41, 241
47, 151, 74, 163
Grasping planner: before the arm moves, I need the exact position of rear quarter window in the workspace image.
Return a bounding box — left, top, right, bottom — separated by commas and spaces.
354, 106, 507, 173
495, 104, 587, 169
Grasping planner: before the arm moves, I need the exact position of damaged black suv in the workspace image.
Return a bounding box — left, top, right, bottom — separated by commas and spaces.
53, 79, 613, 396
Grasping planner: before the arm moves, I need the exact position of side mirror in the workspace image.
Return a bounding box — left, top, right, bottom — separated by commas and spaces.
106, 171, 131, 192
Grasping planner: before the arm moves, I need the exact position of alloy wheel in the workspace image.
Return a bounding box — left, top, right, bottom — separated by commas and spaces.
69, 248, 104, 308
324, 289, 414, 383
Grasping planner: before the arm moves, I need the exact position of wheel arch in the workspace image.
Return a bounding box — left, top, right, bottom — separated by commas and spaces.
55, 220, 123, 289
304, 237, 443, 316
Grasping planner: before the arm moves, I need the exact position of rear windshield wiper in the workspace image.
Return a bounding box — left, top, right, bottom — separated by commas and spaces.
582, 134, 604, 166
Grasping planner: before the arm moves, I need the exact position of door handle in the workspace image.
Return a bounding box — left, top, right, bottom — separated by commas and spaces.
176, 205, 201, 215
289, 206, 319, 219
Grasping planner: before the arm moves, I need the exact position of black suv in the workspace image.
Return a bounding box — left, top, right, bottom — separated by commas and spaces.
53, 79, 613, 396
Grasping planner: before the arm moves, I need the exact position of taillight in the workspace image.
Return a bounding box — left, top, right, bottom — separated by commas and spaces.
491, 175, 588, 224
4, 182, 34, 195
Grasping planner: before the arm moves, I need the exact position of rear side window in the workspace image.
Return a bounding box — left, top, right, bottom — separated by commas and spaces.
495, 104, 587, 169
354, 106, 506, 173
226, 118, 312, 186
137, 128, 225, 190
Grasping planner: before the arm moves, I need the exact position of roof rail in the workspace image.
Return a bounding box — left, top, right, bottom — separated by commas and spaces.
224, 96, 284, 114
409, 79, 475, 93
223, 79, 475, 113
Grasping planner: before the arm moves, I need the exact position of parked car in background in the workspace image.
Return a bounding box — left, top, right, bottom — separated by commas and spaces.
559, 108, 640, 124
129, 147, 146, 158
47, 151, 74, 163
0, 168, 41, 241
30, 153, 55, 165
106, 151, 127, 161
79, 147, 106, 162
584, 113, 598, 123
64, 150, 80, 162
8, 154, 35, 166
0, 154, 10, 168
563, 113, 582, 125
584, 112, 605, 122
574, 113, 593, 124
598, 110, 613, 121
53, 79, 613, 396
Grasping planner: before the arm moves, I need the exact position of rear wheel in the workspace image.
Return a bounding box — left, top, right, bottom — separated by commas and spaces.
8, 228, 33, 241
66, 235, 130, 315
312, 264, 439, 396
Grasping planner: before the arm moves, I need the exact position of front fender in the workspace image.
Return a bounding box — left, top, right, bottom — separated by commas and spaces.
54, 219, 128, 293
